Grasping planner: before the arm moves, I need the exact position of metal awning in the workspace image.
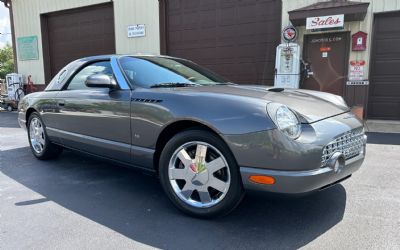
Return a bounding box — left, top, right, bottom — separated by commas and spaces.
288, 0, 370, 26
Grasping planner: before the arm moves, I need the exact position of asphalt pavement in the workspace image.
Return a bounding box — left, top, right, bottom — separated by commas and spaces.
0, 111, 399, 249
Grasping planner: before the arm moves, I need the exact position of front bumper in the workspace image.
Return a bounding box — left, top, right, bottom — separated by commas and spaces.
18, 111, 27, 131
240, 153, 365, 194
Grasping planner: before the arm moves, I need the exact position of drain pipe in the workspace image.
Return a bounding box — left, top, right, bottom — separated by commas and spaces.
1, 0, 18, 72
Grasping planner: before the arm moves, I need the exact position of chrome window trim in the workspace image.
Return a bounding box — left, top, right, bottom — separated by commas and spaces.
111, 56, 131, 90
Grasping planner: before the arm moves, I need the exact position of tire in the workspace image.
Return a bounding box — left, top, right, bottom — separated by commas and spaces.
159, 129, 244, 218
7, 105, 13, 112
27, 112, 63, 160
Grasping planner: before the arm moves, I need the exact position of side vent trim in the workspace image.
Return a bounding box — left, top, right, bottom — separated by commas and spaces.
131, 98, 163, 103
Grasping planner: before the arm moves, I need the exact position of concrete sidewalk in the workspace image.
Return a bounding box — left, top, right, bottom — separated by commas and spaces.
365, 119, 400, 134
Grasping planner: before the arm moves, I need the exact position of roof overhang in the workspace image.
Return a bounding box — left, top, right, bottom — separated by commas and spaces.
288, 0, 370, 26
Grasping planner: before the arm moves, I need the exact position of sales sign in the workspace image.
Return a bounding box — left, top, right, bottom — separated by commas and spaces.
127, 24, 146, 38
306, 14, 344, 30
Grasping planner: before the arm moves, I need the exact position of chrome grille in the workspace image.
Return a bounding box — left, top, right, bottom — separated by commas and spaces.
322, 128, 365, 166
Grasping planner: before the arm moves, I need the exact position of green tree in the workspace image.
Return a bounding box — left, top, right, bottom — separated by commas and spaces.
0, 44, 14, 79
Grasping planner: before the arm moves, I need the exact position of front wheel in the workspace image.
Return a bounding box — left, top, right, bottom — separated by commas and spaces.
27, 112, 63, 160
159, 130, 244, 218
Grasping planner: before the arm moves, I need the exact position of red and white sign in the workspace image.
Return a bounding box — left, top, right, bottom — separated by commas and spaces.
349, 60, 365, 81
282, 26, 298, 42
306, 14, 344, 30
352, 31, 367, 51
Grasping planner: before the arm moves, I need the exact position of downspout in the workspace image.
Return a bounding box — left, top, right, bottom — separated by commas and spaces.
2, 0, 18, 72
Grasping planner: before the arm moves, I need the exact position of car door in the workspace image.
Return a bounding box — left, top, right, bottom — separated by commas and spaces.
53, 60, 132, 163
40, 65, 71, 144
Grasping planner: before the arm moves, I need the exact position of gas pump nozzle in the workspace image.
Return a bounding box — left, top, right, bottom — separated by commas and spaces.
301, 59, 313, 79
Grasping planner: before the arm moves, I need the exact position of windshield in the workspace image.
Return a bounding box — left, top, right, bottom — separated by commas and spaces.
119, 56, 229, 88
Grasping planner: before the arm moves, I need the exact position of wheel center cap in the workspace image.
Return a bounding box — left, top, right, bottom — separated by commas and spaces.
192, 172, 209, 186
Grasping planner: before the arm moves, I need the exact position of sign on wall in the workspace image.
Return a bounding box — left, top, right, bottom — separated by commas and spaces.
17, 36, 39, 61
349, 60, 365, 81
352, 31, 367, 51
346, 80, 369, 85
127, 24, 146, 38
306, 14, 344, 30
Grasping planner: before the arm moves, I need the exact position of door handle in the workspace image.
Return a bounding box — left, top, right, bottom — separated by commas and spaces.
58, 100, 65, 106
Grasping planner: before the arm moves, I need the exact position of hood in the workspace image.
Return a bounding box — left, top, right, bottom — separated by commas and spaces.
24, 91, 43, 98
172, 85, 349, 123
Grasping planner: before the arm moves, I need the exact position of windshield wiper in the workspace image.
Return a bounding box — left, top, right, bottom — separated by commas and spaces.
150, 82, 199, 88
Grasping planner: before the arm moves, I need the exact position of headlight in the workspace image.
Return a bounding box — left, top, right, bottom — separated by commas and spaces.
267, 103, 301, 139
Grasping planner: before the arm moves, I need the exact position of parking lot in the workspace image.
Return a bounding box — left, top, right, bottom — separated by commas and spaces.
0, 111, 399, 249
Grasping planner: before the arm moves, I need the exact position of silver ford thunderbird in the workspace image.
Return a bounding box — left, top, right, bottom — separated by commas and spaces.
18, 55, 366, 218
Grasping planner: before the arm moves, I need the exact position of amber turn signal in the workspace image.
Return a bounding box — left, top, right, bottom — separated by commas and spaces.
249, 175, 275, 185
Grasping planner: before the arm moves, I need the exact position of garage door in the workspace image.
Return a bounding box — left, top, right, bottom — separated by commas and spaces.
163, 0, 282, 84
43, 3, 115, 80
368, 11, 400, 120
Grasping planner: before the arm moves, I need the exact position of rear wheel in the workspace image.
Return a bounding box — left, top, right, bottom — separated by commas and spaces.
27, 112, 63, 160
159, 130, 244, 218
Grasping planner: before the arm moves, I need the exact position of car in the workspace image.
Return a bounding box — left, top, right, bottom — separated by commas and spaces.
18, 55, 367, 218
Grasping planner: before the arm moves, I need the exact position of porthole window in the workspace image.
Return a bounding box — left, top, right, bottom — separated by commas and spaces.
57, 69, 68, 85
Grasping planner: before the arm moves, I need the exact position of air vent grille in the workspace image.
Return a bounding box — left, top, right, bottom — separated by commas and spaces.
321, 128, 365, 167
132, 98, 162, 103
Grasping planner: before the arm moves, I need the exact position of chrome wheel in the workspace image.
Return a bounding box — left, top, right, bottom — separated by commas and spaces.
29, 117, 45, 154
168, 141, 231, 208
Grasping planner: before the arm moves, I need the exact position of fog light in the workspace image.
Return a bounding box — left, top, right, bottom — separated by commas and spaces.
327, 152, 345, 173
333, 160, 340, 172
249, 175, 275, 185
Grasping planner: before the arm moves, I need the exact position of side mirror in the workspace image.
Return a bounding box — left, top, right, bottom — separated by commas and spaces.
85, 74, 117, 89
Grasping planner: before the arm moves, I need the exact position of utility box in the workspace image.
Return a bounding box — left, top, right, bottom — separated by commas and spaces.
6, 73, 24, 101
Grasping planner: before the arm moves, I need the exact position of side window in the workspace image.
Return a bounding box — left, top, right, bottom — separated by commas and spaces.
66, 61, 113, 90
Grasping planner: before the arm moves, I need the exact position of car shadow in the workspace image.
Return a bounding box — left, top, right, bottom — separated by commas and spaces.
1, 147, 347, 249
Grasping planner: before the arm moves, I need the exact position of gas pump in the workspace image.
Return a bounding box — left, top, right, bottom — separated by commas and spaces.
274, 43, 301, 88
